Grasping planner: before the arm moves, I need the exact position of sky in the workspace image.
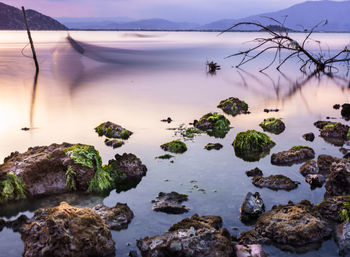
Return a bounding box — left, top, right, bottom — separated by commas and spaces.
1, 0, 348, 23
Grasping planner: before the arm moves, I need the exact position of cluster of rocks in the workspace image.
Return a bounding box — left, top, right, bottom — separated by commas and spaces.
95, 121, 133, 148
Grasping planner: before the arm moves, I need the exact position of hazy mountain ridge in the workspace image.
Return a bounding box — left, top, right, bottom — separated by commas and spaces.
0, 2, 67, 30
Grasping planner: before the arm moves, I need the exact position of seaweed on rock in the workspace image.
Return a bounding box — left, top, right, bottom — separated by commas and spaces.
161, 140, 187, 154
217, 97, 249, 116
194, 112, 231, 138
0, 173, 26, 204
259, 117, 285, 135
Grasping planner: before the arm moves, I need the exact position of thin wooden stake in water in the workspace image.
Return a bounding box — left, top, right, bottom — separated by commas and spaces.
22, 6, 39, 72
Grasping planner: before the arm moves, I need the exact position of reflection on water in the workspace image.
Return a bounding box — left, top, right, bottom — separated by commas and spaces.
0, 31, 350, 257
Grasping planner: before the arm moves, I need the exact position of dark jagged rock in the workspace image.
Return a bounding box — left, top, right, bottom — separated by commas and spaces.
151, 192, 189, 214
317, 196, 348, 222
341, 104, 350, 120
235, 244, 266, 257
325, 159, 350, 197
240, 192, 265, 222
95, 121, 133, 139
104, 153, 147, 192
303, 132, 315, 142
252, 175, 299, 191
194, 112, 231, 138
305, 174, 325, 188
317, 154, 341, 174
233, 130, 275, 162
299, 160, 319, 176
217, 97, 249, 116
20, 202, 115, 257
160, 140, 187, 154
245, 167, 263, 177
336, 221, 350, 256
314, 121, 350, 146
238, 230, 271, 245
137, 214, 233, 257
92, 203, 134, 231
259, 118, 285, 134
104, 138, 124, 149
334, 104, 341, 110
6, 214, 29, 232
204, 143, 223, 150
254, 200, 330, 246
271, 146, 315, 166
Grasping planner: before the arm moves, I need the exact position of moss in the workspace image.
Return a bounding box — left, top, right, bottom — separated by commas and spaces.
95, 122, 132, 140
259, 118, 285, 134
104, 138, 124, 148
65, 167, 77, 191
290, 146, 312, 151
161, 140, 187, 154
217, 97, 249, 116
347, 128, 350, 140
323, 123, 340, 130
339, 196, 350, 222
119, 129, 131, 140
102, 162, 127, 185
197, 112, 230, 138
156, 154, 174, 159
95, 123, 106, 136
233, 130, 275, 153
0, 173, 26, 204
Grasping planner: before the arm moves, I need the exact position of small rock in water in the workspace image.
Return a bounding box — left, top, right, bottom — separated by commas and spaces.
299, 160, 319, 176
305, 174, 325, 188
161, 117, 172, 123
263, 108, 279, 113
334, 104, 341, 110
21, 127, 30, 131
204, 143, 223, 150
151, 192, 189, 214
245, 167, 263, 177
271, 146, 315, 166
235, 244, 266, 257
104, 138, 124, 149
303, 132, 315, 142
341, 104, 350, 120
240, 192, 265, 222
252, 175, 299, 191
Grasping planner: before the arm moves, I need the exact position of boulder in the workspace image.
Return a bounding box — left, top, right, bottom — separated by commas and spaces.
299, 160, 319, 176
317, 154, 341, 174
305, 174, 325, 188
240, 192, 265, 222
254, 200, 330, 246
194, 112, 231, 138
160, 140, 187, 154
151, 192, 189, 214
259, 118, 285, 135
317, 196, 348, 222
271, 146, 315, 166
245, 167, 263, 177
325, 159, 350, 197
20, 202, 115, 257
252, 175, 299, 191
303, 132, 315, 142
95, 121, 132, 139
314, 121, 350, 146
104, 139, 124, 149
137, 214, 233, 257
217, 97, 249, 116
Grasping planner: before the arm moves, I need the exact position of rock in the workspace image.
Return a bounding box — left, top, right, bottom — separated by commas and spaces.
217, 97, 249, 116
314, 121, 350, 146
317, 154, 341, 174
235, 244, 266, 257
92, 203, 134, 230
204, 143, 223, 150
271, 146, 315, 166
303, 132, 315, 142
259, 118, 285, 134
151, 192, 189, 214
240, 192, 265, 222
305, 174, 325, 188
137, 214, 233, 257
104, 138, 124, 149
95, 121, 132, 139
104, 153, 147, 192
252, 175, 299, 191
299, 160, 319, 176
20, 202, 115, 257
129, 250, 138, 257
317, 196, 348, 222
155, 154, 174, 159
0, 143, 107, 203
263, 109, 279, 113
233, 130, 275, 162
160, 140, 187, 154
161, 117, 172, 123
336, 221, 350, 256
254, 200, 329, 246
238, 230, 271, 245
21, 127, 30, 131
334, 104, 341, 110
342, 104, 350, 120
194, 112, 231, 138
245, 167, 263, 177
6, 214, 29, 232
325, 159, 350, 197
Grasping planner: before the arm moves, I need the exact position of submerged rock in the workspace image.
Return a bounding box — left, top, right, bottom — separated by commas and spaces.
217, 97, 249, 116
161, 140, 187, 154
299, 160, 319, 176
20, 202, 115, 257
252, 175, 299, 191
95, 121, 132, 139
305, 174, 325, 188
317, 196, 348, 222
233, 130, 275, 162
254, 200, 329, 246
271, 146, 315, 166
194, 112, 231, 138
235, 244, 266, 257
104, 138, 124, 149
151, 192, 189, 214
240, 192, 265, 222
325, 159, 350, 197
204, 143, 223, 150
303, 132, 315, 142
259, 118, 285, 135
137, 214, 233, 257
92, 203, 134, 231
245, 167, 263, 177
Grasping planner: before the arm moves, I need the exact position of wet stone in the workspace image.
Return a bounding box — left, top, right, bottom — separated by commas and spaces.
305, 174, 325, 188
252, 175, 299, 191
240, 192, 265, 222
303, 132, 315, 142
104, 138, 124, 149
151, 192, 189, 214
204, 143, 223, 150
299, 160, 319, 176
95, 121, 133, 139
336, 221, 350, 256
341, 104, 350, 120
325, 159, 350, 197
271, 146, 315, 166
317, 196, 348, 222
245, 167, 263, 177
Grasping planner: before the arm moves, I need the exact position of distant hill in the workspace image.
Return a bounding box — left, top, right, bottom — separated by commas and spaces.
202, 1, 350, 32
0, 2, 67, 30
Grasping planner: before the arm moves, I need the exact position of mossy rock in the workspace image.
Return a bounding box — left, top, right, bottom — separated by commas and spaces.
217, 97, 249, 116
259, 118, 285, 135
0, 173, 26, 204
104, 139, 124, 149
161, 140, 187, 154
95, 121, 132, 140
233, 130, 275, 162
155, 154, 174, 160
204, 143, 223, 150
314, 120, 350, 146
194, 112, 231, 138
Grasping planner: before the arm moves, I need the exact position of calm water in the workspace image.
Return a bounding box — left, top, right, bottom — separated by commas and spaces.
0, 31, 350, 257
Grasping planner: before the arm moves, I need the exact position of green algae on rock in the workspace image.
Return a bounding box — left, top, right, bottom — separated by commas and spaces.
161, 140, 187, 154
194, 112, 231, 138
204, 143, 223, 150
233, 130, 275, 162
155, 154, 174, 159
259, 117, 285, 134
217, 97, 249, 116
65, 167, 77, 191
314, 120, 350, 146
104, 138, 124, 149
0, 173, 26, 204
167, 124, 203, 140
95, 121, 132, 139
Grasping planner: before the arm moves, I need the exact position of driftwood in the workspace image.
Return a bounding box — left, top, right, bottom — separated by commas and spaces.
22, 6, 39, 72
